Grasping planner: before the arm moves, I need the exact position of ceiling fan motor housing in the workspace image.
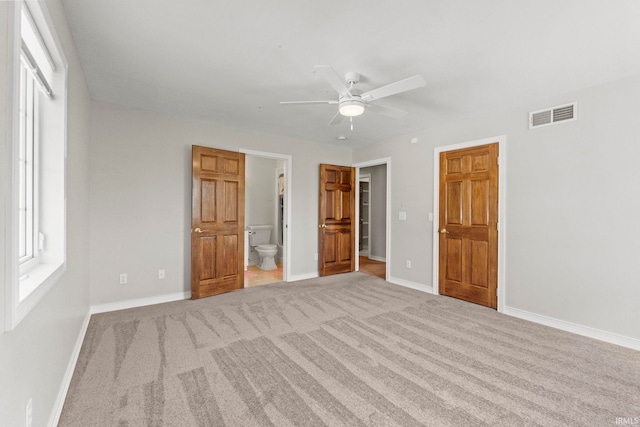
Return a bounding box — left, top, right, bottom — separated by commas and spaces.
339, 95, 365, 117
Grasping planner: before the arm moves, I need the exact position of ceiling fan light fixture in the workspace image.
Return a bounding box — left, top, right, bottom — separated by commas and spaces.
339, 98, 365, 117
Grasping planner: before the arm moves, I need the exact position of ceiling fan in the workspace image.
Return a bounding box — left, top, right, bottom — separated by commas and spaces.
281, 65, 426, 129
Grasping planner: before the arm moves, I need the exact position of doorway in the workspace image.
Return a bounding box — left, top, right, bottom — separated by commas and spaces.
241, 149, 292, 287
354, 158, 391, 281
359, 174, 371, 257
433, 136, 506, 312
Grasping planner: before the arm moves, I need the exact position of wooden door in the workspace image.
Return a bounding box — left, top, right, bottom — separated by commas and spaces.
191, 145, 245, 299
439, 143, 498, 308
319, 164, 356, 276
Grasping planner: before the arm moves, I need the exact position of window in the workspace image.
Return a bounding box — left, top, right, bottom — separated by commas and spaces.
6, 1, 68, 329
18, 56, 39, 273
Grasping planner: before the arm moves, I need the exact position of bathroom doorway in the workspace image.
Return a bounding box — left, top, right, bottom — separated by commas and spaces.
241, 149, 291, 287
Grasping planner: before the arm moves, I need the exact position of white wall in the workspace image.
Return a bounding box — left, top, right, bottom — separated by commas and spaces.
245, 156, 277, 233
354, 74, 640, 342
0, 1, 92, 425
89, 102, 351, 306
355, 140, 432, 285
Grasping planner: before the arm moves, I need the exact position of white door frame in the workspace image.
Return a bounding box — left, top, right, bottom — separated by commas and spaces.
240, 149, 292, 282
353, 158, 391, 280
432, 136, 507, 312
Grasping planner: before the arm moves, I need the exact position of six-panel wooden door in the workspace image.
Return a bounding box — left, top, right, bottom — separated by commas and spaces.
319, 164, 356, 276
191, 145, 245, 299
439, 143, 498, 308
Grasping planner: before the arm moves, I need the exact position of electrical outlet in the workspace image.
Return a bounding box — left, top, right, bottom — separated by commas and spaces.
158, 269, 165, 279
119, 273, 128, 284
399, 211, 407, 221
405, 260, 411, 269
25, 398, 32, 427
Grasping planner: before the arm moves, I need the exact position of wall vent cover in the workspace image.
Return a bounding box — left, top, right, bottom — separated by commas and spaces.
529, 102, 577, 129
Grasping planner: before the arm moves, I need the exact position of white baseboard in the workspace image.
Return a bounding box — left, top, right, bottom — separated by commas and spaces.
388, 276, 434, 294
288, 272, 319, 282
504, 306, 640, 351
48, 310, 91, 427
91, 292, 190, 314
368, 255, 386, 262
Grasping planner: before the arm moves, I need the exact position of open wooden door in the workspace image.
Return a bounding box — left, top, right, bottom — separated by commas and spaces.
439, 143, 498, 308
191, 145, 245, 299
319, 164, 356, 276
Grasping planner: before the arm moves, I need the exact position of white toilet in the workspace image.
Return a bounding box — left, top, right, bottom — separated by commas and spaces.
247, 225, 278, 270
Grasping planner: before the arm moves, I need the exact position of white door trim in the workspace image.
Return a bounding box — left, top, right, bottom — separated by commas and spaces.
353, 157, 391, 280
432, 136, 507, 312
240, 148, 292, 282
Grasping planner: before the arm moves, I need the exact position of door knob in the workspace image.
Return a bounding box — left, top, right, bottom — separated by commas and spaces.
439, 228, 448, 234
318, 224, 326, 228
194, 227, 202, 233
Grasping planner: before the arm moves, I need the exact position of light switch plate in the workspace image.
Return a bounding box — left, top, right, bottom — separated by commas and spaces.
399, 211, 407, 221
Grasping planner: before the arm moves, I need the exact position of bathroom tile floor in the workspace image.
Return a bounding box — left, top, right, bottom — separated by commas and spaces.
244, 262, 283, 287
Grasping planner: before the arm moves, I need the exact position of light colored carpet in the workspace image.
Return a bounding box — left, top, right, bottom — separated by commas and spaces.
59, 273, 640, 426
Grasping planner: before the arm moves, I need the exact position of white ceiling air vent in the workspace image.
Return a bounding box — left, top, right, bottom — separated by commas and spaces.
529, 102, 577, 129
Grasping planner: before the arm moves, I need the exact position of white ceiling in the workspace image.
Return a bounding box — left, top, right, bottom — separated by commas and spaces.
61, 0, 640, 147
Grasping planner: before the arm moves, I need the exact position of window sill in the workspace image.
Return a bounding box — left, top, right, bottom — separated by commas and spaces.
9, 262, 65, 329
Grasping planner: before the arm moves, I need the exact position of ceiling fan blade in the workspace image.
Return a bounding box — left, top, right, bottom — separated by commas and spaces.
314, 65, 352, 97
360, 75, 425, 102
328, 111, 344, 126
280, 100, 338, 105
366, 103, 408, 119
